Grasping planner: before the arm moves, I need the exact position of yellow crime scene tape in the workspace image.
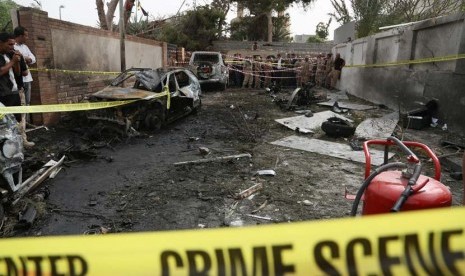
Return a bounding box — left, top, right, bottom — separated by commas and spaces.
29, 68, 120, 76
0, 87, 171, 115
0, 100, 136, 114
345, 53, 465, 68
1, 207, 464, 275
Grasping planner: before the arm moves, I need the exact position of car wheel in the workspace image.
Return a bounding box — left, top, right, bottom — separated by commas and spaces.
144, 113, 162, 130
220, 83, 226, 91
192, 99, 202, 114
321, 117, 355, 138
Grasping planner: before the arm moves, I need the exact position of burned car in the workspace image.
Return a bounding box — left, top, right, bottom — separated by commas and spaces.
0, 110, 24, 222
189, 51, 229, 91
87, 67, 201, 135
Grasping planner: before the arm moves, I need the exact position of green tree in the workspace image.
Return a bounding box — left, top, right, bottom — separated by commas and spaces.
350, 0, 386, 37
315, 18, 332, 41
329, 0, 352, 24
0, 0, 18, 32
235, 0, 316, 42
385, 0, 465, 23
330, 0, 465, 39
158, 5, 227, 51
230, 12, 292, 41
307, 35, 324, 43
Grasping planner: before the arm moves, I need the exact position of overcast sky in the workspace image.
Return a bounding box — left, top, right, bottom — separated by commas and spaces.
13, 0, 339, 39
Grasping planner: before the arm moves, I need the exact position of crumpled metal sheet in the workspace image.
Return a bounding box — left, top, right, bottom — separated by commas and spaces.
0, 111, 24, 191
135, 70, 161, 91
91, 86, 156, 100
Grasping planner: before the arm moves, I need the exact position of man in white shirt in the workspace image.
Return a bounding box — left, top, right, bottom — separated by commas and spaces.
14, 26, 36, 106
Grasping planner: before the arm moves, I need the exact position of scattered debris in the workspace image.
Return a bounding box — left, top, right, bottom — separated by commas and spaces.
84, 225, 110, 235
302, 200, 313, 206
245, 214, 276, 222
17, 204, 37, 229
439, 155, 463, 174
321, 117, 355, 138
318, 100, 375, 111
256, 170, 276, 176
441, 140, 465, 149
251, 200, 268, 214
275, 110, 353, 133
271, 136, 394, 166
450, 172, 463, 181
12, 156, 66, 205
198, 147, 211, 157
173, 153, 252, 166
400, 108, 431, 130
280, 83, 327, 110
235, 183, 263, 200
331, 101, 349, 114
349, 139, 363, 151
26, 125, 49, 133
327, 90, 350, 101
355, 112, 399, 139
295, 110, 312, 115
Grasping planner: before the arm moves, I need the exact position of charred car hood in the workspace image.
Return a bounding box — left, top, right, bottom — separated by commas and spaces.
91, 86, 156, 100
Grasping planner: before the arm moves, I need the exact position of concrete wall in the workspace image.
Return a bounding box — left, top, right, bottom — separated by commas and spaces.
334, 21, 356, 44
15, 8, 166, 125
336, 12, 465, 134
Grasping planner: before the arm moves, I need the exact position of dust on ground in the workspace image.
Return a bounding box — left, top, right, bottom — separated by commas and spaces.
2, 87, 464, 237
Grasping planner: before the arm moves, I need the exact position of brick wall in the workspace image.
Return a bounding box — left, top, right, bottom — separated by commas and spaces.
16, 7, 166, 125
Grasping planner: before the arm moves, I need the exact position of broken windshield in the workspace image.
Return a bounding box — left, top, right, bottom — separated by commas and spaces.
193, 54, 220, 64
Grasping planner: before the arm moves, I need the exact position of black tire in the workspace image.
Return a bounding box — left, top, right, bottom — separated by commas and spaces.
219, 82, 226, 91
321, 117, 355, 138
144, 113, 162, 130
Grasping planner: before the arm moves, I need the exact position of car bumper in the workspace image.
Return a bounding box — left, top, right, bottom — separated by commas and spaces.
197, 78, 226, 84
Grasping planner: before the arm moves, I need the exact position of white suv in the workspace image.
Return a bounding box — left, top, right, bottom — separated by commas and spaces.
189, 51, 229, 91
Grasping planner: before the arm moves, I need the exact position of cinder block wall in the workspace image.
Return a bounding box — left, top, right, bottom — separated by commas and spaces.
335, 12, 465, 134
16, 7, 167, 125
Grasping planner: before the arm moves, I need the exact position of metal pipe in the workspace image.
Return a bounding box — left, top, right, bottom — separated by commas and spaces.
59, 5, 64, 20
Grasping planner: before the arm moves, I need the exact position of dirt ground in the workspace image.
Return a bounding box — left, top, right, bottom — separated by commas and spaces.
1, 87, 464, 237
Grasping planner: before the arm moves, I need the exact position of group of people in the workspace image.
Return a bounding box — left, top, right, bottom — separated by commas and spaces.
228, 52, 345, 90
0, 27, 36, 147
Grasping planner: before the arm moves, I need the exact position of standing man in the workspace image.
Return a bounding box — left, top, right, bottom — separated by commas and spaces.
300, 56, 312, 86
0, 32, 21, 108
263, 57, 273, 88
253, 56, 262, 89
315, 53, 326, 87
275, 53, 283, 86
242, 56, 253, 89
0, 32, 34, 147
329, 53, 345, 90
14, 27, 36, 107
324, 53, 333, 88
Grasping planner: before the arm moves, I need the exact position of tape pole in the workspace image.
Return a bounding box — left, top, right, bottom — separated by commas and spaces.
0, 207, 464, 275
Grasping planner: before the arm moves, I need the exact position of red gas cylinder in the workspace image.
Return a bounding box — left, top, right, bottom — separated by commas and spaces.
362, 171, 452, 215
351, 137, 452, 216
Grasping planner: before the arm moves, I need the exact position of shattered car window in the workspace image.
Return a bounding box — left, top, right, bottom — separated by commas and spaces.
193, 54, 220, 64
135, 70, 162, 91
175, 71, 190, 88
